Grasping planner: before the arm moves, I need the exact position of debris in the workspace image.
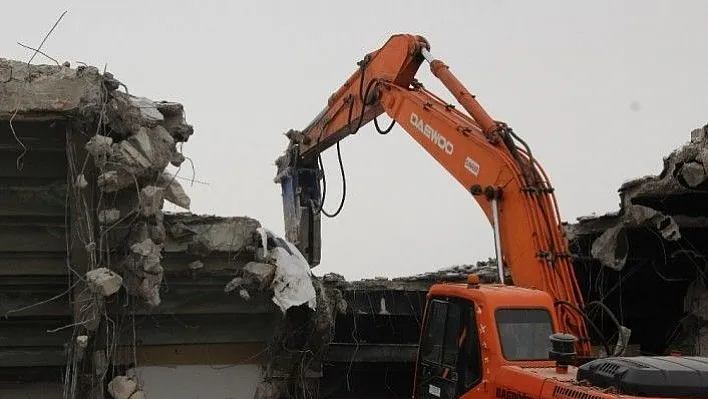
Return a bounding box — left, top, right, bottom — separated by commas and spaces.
85, 135, 114, 169
0, 58, 104, 117
187, 235, 212, 258
119, 238, 164, 306
396, 258, 508, 283
243, 261, 277, 291
139, 186, 164, 216
105, 92, 164, 138
107, 375, 138, 399
187, 260, 204, 271
157, 172, 190, 209
98, 208, 121, 225
171, 151, 186, 167
85, 268, 123, 297
76, 174, 88, 189
679, 161, 707, 187
613, 326, 632, 356
322, 272, 346, 284
76, 335, 88, 348
129, 390, 146, 399
255, 227, 316, 313
130, 238, 162, 273
98, 170, 122, 192
75, 335, 89, 360
224, 277, 244, 293
569, 122, 708, 355
164, 213, 261, 253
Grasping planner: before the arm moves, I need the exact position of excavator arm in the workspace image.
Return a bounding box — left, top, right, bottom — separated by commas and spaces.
274, 34, 591, 356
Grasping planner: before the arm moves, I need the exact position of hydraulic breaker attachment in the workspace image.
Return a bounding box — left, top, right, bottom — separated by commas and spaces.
274, 142, 321, 267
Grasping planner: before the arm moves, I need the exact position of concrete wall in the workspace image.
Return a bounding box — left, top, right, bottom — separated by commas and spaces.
133, 364, 262, 399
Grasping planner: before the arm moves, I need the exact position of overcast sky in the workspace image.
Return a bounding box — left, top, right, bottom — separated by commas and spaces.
3, 1, 707, 280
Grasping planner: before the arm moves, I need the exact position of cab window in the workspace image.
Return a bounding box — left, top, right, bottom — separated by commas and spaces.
417, 298, 482, 398
495, 308, 553, 361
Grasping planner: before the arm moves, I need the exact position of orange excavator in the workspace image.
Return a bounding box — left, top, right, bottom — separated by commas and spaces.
274, 34, 708, 398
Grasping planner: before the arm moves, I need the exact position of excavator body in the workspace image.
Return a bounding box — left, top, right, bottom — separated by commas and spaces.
416, 279, 708, 399
274, 33, 708, 398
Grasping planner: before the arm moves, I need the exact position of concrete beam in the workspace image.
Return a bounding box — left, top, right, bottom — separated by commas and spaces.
325, 343, 418, 363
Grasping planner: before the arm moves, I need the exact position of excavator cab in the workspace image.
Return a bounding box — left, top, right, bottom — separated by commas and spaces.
414, 276, 559, 399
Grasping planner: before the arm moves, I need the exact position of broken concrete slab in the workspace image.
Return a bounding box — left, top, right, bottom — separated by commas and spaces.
107, 375, 138, 399
569, 124, 708, 270
242, 261, 277, 291
156, 172, 190, 209
589, 204, 681, 270
163, 213, 262, 254
0, 59, 104, 118
679, 161, 707, 187
85, 268, 123, 297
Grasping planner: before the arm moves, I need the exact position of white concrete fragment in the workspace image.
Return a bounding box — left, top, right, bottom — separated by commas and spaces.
157, 172, 191, 210
129, 96, 165, 126
116, 126, 175, 172
98, 170, 121, 192
255, 227, 316, 313
85, 268, 123, 297
98, 208, 121, 225
224, 277, 243, 293
243, 261, 276, 290
108, 375, 137, 399
129, 390, 146, 399
76, 173, 88, 189
75, 334, 89, 360
139, 185, 164, 216
85, 135, 114, 169
187, 260, 204, 270
139, 274, 162, 307
131, 238, 162, 273
76, 335, 88, 348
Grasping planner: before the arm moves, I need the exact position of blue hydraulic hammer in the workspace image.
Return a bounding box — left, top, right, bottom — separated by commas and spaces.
274, 136, 322, 267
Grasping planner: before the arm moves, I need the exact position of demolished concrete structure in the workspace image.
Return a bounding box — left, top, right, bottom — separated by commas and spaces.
566, 123, 708, 357
1, 55, 708, 398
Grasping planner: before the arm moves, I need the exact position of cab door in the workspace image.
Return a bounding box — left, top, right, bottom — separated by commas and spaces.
415, 297, 483, 399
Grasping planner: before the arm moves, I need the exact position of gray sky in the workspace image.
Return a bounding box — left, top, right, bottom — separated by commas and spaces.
3, 1, 707, 280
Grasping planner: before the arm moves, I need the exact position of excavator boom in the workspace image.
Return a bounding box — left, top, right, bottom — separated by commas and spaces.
274, 34, 591, 355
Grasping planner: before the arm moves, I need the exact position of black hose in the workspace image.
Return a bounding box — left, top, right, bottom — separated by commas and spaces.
374, 114, 395, 134
584, 300, 626, 355
313, 142, 346, 218
313, 61, 372, 218
554, 300, 613, 357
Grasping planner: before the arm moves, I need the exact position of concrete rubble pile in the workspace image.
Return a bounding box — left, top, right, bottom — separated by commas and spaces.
1, 57, 339, 398
220, 227, 334, 399
1, 58, 193, 309
0, 58, 202, 397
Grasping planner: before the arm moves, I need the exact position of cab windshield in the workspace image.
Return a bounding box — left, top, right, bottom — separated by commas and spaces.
495, 308, 554, 361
